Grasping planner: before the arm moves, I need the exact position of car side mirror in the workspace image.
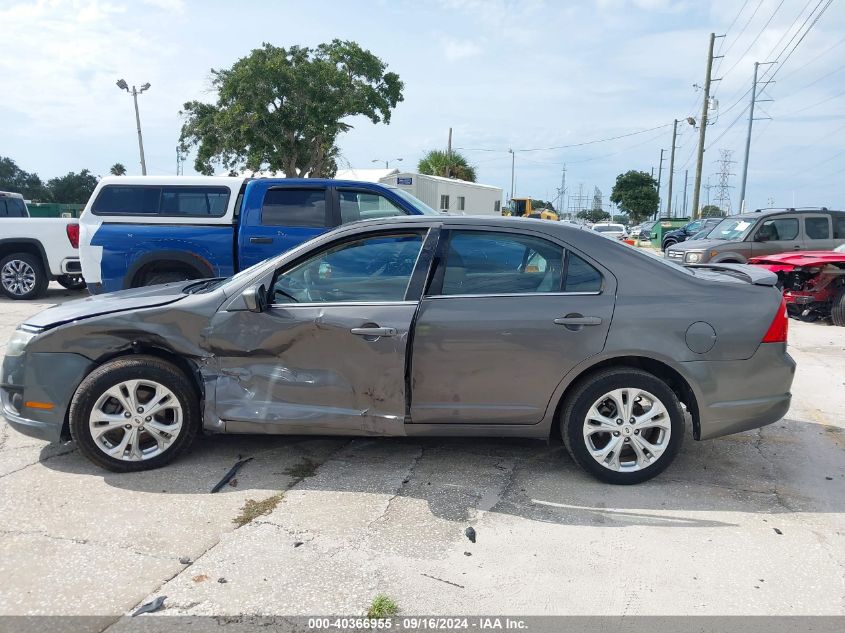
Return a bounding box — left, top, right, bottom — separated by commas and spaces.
242, 284, 267, 313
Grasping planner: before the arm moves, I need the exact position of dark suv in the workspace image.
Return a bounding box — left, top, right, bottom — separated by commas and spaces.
666, 208, 845, 265
661, 217, 722, 251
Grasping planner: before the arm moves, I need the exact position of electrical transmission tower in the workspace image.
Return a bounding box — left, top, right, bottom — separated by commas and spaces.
714, 149, 735, 215
592, 187, 603, 212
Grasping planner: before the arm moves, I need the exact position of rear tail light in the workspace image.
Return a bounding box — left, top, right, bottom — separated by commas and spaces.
66, 223, 80, 249
761, 296, 788, 343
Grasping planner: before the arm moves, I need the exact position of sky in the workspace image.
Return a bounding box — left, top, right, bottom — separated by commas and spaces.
1, 0, 843, 215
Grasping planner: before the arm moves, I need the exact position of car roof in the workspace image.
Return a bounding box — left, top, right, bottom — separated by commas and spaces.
733, 207, 843, 219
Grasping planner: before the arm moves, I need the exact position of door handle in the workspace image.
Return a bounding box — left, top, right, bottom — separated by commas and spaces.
554, 316, 602, 326
793, 245, 802, 250
350, 327, 397, 337
250, 237, 273, 244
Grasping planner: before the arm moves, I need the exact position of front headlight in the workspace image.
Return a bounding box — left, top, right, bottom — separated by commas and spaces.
5, 328, 36, 357
685, 252, 703, 263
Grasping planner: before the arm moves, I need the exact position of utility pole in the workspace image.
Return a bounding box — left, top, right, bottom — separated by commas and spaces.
557, 165, 567, 216
116, 79, 150, 176
683, 169, 689, 216
656, 148, 666, 219
738, 61, 776, 212
691, 33, 723, 219
508, 148, 515, 203
447, 127, 452, 178
666, 119, 678, 217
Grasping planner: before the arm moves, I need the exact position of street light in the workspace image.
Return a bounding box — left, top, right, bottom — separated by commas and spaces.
371, 158, 402, 168
116, 78, 151, 175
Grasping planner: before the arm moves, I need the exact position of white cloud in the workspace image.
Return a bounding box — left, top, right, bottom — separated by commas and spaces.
441, 38, 483, 61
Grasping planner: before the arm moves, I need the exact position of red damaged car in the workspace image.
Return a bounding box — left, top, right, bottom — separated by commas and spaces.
749, 245, 845, 326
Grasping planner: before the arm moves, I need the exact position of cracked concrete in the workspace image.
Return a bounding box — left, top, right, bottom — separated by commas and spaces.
0, 285, 843, 621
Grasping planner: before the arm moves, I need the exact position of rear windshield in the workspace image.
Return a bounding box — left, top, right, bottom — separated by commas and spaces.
92, 185, 231, 217
1, 197, 27, 217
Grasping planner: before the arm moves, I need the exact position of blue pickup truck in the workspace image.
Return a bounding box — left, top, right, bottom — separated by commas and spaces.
79, 176, 438, 294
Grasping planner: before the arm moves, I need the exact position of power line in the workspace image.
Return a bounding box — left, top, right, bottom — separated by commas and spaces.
455, 122, 673, 154
777, 87, 845, 116
717, 0, 786, 84
778, 35, 845, 82
715, 0, 766, 80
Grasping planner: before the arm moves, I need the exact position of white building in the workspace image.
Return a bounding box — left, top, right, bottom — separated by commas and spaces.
379, 172, 503, 216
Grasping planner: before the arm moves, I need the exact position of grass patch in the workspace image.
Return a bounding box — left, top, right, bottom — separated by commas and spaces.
232, 493, 283, 527
367, 594, 399, 619
284, 458, 318, 480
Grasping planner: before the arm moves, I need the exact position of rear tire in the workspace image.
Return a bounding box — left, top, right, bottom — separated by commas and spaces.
0, 252, 49, 300
561, 367, 685, 484
69, 355, 199, 472
831, 288, 845, 327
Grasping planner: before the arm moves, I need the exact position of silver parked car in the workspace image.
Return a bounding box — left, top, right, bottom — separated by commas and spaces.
1, 216, 795, 484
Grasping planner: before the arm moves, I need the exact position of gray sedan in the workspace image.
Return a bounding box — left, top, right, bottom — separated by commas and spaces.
1, 216, 795, 484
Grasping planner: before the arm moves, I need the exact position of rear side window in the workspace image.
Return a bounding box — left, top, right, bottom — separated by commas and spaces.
833, 215, 845, 239
805, 217, 830, 240
92, 185, 229, 217
565, 253, 602, 292
440, 231, 565, 295
261, 189, 327, 227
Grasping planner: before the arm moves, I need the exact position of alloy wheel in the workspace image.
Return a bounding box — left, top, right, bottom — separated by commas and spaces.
88, 379, 183, 462
1, 259, 36, 296
582, 388, 671, 472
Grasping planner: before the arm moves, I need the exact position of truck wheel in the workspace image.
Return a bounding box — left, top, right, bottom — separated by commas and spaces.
831, 288, 845, 327
69, 355, 199, 472
0, 252, 49, 300
57, 274, 87, 291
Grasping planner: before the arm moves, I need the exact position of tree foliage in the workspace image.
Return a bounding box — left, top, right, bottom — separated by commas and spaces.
576, 208, 611, 223
0, 156, 51, 201
417, 150, 477, 182
700, 204, 726, 218
609, 170, 658, 224
179, 40, 404, 178
109, 163, 127, 176
47, 170, 99, 204
612, 214, 630, 224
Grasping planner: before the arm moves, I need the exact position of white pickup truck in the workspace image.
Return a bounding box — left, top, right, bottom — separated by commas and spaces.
0, 191, 85, 300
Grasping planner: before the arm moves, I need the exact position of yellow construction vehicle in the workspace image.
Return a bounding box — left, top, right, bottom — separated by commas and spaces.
505, 197, 558, 221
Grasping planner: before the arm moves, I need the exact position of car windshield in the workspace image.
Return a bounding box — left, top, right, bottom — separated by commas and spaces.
387, 187, 439, 215
708, 217, 755, 240
594, 225, 623, 232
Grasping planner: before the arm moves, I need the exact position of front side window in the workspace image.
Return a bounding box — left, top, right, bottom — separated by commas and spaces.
272, 232, 424, 304
339, 190, 405, 223
805, 217, 830, 240
756, 217, 799, 242
440, 231, 565, 295
262, 189, 327, 227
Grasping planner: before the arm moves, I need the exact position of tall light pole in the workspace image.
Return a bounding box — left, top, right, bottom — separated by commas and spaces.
508, 148, 515, 203
116, 79, 150, 175
372, 158, 403, 169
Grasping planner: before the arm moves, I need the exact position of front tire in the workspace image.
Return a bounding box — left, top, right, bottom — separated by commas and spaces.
69, 356, 199, 472
662, 239, 677, 251
0, 252, 49, 300
561, 368, 685, 484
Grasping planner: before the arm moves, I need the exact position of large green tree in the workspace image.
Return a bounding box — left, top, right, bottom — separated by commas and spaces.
109, 163, 127, 176
609, 170, 658, 224
577, 208, 611, 223
179, 40, 404, 178
417, 150, 477, 182
0, 156, 51, 201
47, 170, 98, 204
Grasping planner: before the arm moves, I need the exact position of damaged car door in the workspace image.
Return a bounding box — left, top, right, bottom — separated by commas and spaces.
206, 228, 435, 435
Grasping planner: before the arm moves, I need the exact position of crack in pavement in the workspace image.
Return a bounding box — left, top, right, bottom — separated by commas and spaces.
0, 527, 176, 561
0, 444, 77, 481
366, 443, 426, 530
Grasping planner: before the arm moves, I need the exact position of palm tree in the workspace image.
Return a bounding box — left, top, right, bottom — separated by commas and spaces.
417, 150, 477, 182
109, 163, 127, 176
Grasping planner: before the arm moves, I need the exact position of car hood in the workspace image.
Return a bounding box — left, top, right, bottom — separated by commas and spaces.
667, 238, 731, 252
24, 282, 192, 330
748, 251, 845, 267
